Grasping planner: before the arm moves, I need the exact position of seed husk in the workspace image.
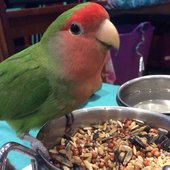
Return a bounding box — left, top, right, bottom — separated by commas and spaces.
123, 150, 133, 165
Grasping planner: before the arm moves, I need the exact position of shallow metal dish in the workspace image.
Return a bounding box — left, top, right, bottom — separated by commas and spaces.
117, 75, 170, 114
36, 106, 170, 169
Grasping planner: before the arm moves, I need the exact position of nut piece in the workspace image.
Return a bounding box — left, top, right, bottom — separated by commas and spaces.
83, 160, 93, 170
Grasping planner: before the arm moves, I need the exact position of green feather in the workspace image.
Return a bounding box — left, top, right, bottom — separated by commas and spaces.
0, 43, 75, 134
0, 2, 95, 135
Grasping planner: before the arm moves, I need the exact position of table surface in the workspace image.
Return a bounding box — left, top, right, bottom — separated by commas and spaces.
0, 83, 119, 170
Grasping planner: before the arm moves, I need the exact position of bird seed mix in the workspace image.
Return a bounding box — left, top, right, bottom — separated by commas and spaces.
49, 119, 170, 170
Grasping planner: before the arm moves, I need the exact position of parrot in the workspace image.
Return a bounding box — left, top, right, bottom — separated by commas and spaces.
0, 2, 119, 157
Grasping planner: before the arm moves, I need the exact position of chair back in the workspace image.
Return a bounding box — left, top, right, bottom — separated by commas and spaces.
0, 0, 76, 61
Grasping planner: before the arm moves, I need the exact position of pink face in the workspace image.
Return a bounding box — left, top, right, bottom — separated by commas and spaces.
50, 3, 110, 81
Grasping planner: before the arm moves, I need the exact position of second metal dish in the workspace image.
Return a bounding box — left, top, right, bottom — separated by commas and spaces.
117, 75, 170, 114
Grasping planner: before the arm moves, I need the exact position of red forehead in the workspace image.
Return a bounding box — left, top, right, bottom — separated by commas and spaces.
62, 3, 109, 30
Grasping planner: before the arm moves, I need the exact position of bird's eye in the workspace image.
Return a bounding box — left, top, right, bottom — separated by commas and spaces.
69, 23, 83, 35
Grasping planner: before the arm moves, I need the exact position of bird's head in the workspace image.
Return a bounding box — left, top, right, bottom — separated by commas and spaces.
41, 3, 119, 80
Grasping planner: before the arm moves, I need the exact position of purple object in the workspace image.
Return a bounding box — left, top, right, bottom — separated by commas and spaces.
110, 22, 154, 85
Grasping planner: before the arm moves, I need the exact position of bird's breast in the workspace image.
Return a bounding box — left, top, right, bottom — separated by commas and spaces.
71, 75, 102, 106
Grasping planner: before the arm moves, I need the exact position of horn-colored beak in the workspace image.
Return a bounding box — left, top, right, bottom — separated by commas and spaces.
96, 19, 120, 53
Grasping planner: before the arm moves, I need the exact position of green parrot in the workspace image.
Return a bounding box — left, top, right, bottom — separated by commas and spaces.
0, 3, 119, 138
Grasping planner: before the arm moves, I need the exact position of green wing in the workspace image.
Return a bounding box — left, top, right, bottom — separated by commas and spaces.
0, 45, 50, 120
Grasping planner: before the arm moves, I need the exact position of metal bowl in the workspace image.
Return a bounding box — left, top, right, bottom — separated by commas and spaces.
36, 106, 170, 169
117, 75, 170, 114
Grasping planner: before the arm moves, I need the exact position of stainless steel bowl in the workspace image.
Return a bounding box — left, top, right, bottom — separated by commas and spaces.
117, 75, 170, 114
36, 106, 170, 170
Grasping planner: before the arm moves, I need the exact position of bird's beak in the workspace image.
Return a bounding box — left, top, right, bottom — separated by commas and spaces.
96, 19, 120, 53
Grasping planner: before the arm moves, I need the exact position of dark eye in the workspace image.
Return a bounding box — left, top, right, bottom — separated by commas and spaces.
69, 23, 83, 35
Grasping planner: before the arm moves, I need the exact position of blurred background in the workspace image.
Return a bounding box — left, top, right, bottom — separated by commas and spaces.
0, 0, 170, 85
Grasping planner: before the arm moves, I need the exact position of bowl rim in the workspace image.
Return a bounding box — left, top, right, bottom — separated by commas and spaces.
37, 106, 170, 143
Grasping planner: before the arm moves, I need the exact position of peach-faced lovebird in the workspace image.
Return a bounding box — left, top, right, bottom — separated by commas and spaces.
0, 2, 119, 157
